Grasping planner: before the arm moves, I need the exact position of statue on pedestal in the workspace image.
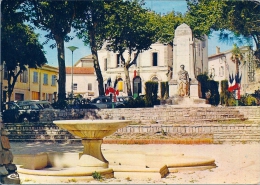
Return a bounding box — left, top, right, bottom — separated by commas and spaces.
177, 65, 190, 97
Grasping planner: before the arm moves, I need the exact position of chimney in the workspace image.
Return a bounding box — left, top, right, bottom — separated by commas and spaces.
216, 46, 220, 54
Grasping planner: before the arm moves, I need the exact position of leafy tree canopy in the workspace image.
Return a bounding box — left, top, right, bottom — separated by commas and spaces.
20, 0, 91, 103
185, 0, 260, 60
1, 0, 47, 101
103, 0, 160, 96
157, 11, 184, 46
105, 0, 160, 66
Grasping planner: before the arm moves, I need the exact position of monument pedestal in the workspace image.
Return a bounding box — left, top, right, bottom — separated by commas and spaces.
167, 79, 210, 107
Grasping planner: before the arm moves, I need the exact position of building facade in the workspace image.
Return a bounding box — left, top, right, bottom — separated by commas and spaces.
70, 38, 208, 99
2, 64, 58, 102
65, 65, 97, 99
208, 46, 259, 95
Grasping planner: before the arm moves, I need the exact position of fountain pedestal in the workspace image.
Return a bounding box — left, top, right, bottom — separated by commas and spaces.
81, 139, 107, 163
53, 120, 131, 168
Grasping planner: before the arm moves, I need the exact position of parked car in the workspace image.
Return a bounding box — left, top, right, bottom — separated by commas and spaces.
88, 96, 125, 109
2, 100, 53, 123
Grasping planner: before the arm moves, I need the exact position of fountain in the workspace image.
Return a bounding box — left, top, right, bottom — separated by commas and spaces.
15, 119, 132, 182
14, 119, 216, 183
53, 119, 131, 167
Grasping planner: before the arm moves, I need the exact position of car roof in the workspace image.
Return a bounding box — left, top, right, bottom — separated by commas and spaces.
17, 100, 51, 104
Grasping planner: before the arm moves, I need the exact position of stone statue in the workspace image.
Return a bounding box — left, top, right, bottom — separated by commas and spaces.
166, 66, 173, 81
177, 65, 190, 97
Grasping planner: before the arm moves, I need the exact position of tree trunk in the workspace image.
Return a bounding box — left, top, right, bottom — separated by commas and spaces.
124, 65, 132, 96
55, 36, 66, 103
89, 28, 104, 96
7, 70, 22, 102
92, 50, 105, 96
235, 58, 239, 74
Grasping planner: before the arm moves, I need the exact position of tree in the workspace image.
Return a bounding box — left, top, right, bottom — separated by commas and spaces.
230, 44, 243, 75
1, 0, 47, 101
157, 11, 184, 46
105, 0, 160, 96
73, 1, 113, 96
21, 1, 89, 104
185, 0, 260, 61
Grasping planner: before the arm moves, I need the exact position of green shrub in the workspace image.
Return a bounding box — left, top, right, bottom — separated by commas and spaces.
197, 74, 220, 106
160, 82, 169, 100
197, 74, 208, 99
239, 94, 257, 106
92, 171, 102, 180
145, 81, 159, 107
207, 80, 220, 106
124, 96, 145, 108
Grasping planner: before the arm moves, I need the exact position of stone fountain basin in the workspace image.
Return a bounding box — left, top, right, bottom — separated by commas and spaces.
14, 150, 216, 182
53, 120, 131, 139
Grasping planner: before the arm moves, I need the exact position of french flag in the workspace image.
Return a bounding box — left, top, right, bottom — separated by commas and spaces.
228, 73, 242, 92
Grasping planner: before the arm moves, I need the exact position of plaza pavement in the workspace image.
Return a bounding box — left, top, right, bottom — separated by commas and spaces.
9, 142, 260, 184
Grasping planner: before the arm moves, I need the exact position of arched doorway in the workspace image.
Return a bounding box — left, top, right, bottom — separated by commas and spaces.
133, 76, 142, 98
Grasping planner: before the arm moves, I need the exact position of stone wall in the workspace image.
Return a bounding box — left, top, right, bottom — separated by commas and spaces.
235, 106, 260, 120
0, 128, 20, 184
38, 106, 251, 124
3, 106, 260, 144
4, 122, 260, 144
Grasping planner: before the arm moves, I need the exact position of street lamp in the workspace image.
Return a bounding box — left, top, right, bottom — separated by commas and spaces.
67, 46, 78, 98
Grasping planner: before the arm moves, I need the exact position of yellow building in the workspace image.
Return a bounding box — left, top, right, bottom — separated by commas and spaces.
2, 64, 58, 102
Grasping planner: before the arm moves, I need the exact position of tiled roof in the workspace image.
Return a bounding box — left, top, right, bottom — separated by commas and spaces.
66, 67, 95, 74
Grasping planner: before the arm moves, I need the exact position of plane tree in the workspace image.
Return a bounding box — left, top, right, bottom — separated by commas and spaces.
185, 0, 260, 61
1, 0, 47, 101
21, 1, 91, 105
73, 0, 116, 96
105, 0, 160, 96
157, 11, 184, 46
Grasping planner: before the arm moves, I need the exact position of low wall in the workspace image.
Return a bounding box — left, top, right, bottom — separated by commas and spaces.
3, 106, 260, 144
235, 106, 260, 119
38, 106, 259, 124
4, 122, 260, 144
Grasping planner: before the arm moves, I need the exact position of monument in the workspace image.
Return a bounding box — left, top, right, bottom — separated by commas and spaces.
168, 23, 208, 106
177, 64, 190, 97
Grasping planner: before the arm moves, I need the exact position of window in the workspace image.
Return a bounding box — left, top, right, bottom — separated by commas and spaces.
73, 83, 77, 90
117, 78, 123, 92
209, 68, 215, 79
219, 66, 224, 77
116, 54, 122, 67
51, 75, 56, 86
151, 76, 158, 82
88, 83, 92, 91
20, 70, 28, 83
152, 52, 158, 66
33, 72, 38, 83
43, 74, 48, 85
104, 58, 107, 71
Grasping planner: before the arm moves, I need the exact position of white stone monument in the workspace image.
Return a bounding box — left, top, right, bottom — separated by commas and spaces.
168, 23, 207, 106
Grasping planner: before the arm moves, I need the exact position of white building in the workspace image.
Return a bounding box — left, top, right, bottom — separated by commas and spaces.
208, 46, 259, 95
66, 55, 97, 99
66, 37, 208, 99
97, 42, 174, 97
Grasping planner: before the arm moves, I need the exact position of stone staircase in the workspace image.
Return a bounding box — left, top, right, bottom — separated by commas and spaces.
98, 107, 246, 124
3, 106, 260, 143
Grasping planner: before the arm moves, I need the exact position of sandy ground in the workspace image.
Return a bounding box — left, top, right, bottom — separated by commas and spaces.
10, 142, 260, 184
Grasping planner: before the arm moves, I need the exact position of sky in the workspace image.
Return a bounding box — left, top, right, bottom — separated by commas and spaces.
38, 0, 235, 67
